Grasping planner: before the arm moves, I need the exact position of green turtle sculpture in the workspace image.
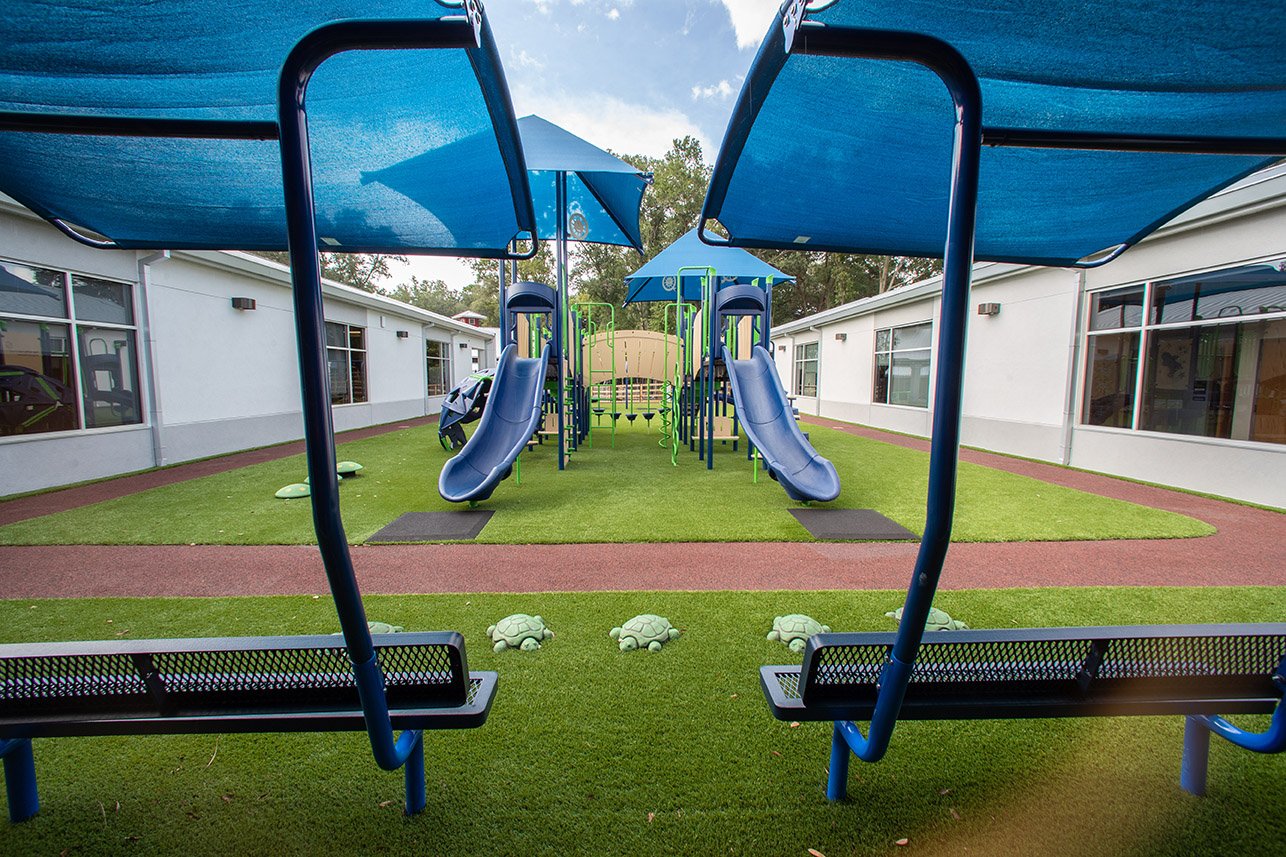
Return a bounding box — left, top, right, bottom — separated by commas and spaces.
767, 614, 831, 652
331, 620, 403, 636
610, 614, 680, 652
336, 460, 364, 476
487, 614, 553, 653
885, 606, 969, 631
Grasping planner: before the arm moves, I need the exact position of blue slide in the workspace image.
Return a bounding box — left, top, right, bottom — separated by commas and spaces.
723, 344, 840, 503
439, 342, 550, 503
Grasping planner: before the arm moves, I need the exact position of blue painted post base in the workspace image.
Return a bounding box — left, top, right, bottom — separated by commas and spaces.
827, 722, 851, 801
404, 735, 426, 816
1181, 715, 1211, 796
2, 739, 39, 822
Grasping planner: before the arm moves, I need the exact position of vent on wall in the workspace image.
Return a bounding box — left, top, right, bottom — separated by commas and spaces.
231, 297, 256, 311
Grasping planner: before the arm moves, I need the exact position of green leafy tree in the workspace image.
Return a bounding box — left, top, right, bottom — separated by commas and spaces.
251, 252, 407, 294
382, 276, 466, 317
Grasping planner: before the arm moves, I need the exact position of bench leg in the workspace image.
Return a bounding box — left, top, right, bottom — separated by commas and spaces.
403, 734, 426, 816
1, 739, 39, 822
827, 723, 851, 801
1181, 715, 1210, 797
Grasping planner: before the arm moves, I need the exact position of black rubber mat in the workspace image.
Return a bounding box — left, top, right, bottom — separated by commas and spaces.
788, 508, 917, 540
367, 511, 493, 542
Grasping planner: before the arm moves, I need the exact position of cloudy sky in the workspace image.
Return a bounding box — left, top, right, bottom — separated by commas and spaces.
399, 0, 781, 287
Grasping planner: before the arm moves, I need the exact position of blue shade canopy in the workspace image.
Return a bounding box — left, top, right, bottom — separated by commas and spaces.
518, 115, 649, 250
0, 1, 534, 256
702, 0, 1286, 266
624, 228, 793, 303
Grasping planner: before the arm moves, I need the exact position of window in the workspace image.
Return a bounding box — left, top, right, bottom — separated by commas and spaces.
793, 342, 818, 397
874, 322, 932, 407
426, 339, 450, 396
0, 261, 141, 436
325, 322, 367, 405
1081, 260, 1286, 445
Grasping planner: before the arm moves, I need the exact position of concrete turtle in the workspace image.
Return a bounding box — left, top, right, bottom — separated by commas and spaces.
767, 614, 831, 652
610, 614, 680, 652
885, 606, 969, 631
486, 613, 553, 653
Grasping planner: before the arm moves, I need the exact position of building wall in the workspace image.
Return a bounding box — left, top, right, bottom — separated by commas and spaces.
769, 184, 1286, 508
1, 207, 489, 496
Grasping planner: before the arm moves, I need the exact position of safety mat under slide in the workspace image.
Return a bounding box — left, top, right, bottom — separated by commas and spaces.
367, 511, 494, 542
788, 508, 917, 540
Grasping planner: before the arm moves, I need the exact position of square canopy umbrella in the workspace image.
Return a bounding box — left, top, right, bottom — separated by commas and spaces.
698, 0, 1286, 768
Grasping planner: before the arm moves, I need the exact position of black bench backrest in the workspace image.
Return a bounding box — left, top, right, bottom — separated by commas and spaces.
0, 633, 469, 722
799, 624, 1286, 719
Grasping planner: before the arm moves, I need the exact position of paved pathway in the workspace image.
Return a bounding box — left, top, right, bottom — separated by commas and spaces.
0, 417, 1281, 598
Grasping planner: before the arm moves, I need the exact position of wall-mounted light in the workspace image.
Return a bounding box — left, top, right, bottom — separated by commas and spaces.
458, 342, 470, 349
777, 344, 786, 352
231, 297, 256, 311
396, 330, 410, 339
977, 302, 1001, 316
834, 332, 847, 342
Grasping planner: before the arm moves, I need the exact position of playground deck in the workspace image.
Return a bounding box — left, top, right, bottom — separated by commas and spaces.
0, 419, 1280, 599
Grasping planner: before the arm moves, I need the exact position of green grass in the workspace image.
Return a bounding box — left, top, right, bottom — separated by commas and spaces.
0, 421, 1212, 545
1, 587, 1282, 856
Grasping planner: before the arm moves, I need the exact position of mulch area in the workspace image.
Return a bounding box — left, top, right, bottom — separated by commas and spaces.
0, 416, 1282, 598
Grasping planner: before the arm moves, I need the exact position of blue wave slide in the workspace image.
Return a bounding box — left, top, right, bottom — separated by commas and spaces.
722, 344, 840, 503
439, 342, 550, 503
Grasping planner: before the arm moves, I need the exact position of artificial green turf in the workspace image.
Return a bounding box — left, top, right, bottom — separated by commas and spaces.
1, 587, 1282, 856
0, 421, 1212, 545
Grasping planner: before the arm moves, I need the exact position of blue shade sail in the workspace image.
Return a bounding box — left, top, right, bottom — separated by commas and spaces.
702, 0, 1286, 265
0, 1, 534, 255
624, 228, 793, 303
364, 114, 648, 250
518, 115, 649, 250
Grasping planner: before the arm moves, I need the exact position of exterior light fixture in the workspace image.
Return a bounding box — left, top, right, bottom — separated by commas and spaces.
977, 302, 1001, 316
231, 297, 256, 311
396, 330, 410, 339
834, 332, 847, 341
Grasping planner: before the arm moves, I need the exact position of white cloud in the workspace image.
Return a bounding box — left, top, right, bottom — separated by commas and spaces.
691, 79, 734, 100
715, 0, 780, 50
511, 84, 714, 160
512, 49, 545, 70
606, 7, 620, 20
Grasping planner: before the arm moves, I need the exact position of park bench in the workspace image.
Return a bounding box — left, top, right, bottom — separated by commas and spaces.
0, 632, 496, 822
761, 623, 1286, 800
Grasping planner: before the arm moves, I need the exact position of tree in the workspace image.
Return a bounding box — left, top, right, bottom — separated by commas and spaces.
251, 251, 407, 293
382, 276, 466, 318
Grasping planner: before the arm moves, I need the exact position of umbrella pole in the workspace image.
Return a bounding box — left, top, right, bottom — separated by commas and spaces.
556, 171, 568, 470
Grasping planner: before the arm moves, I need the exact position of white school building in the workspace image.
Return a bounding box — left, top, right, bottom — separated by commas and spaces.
0, 195, 496, 497
772, 167, 1286, 509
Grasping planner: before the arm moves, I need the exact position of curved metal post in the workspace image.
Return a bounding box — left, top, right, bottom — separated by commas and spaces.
277, 18, 486, 772
791, 24, 983, 763
1, 738, 39, 822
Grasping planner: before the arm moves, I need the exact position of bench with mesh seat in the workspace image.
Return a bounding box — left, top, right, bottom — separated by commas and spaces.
0, 632, 497, 821
761, 624, 1286, 800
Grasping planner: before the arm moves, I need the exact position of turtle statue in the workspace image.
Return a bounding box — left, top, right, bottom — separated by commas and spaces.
330, 620, 403, 637
767, 614, 831, 652
885, 606, 969, 631
610, 614, 680, 652
487, 614, 553, 653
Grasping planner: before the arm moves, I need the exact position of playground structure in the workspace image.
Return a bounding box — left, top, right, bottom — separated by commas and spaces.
438, 229, 841, 505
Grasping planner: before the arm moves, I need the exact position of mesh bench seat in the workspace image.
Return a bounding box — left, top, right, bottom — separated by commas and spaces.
761, 624, 1286, 799
0, 633, 496, 820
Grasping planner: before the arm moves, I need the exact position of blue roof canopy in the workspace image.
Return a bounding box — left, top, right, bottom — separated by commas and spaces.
0, 0, 534, 256
364, 114, 649, 251
702, 0, 1286, 265
624, 228, 793, 303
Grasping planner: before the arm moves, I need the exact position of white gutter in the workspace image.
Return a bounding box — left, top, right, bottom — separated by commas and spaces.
1059, 268, 1088, 466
